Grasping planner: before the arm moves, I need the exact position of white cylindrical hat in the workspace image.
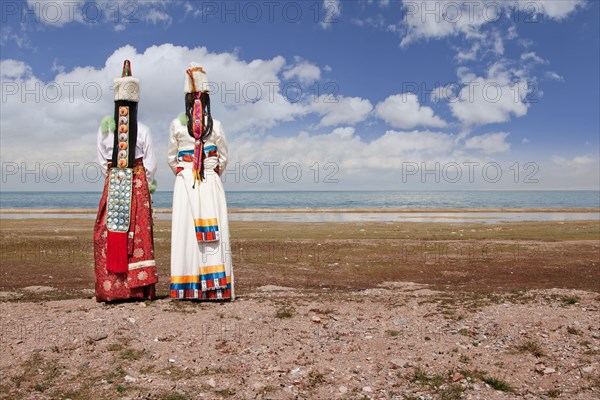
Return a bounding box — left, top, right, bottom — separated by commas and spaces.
114, 60, 139, 102
184, 62, 209, 93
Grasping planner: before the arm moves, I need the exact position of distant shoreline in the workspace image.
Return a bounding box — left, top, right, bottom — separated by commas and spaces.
1, 207, 599, 214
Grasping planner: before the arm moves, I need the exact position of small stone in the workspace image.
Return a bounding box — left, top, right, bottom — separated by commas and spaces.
362, 386, 373, 393
581, 366, 594, 376
128, 317, 135, 324
88, 332, 108, 342
364, 335, 373, 340
139, 302, 147, 307
252, 382, 265, 392
535, 363, 546, 373
592, 333, 600, 339
339, 385, 348, 394
390, 359, 408, 368
169, 358, 176, 363
206, 378, 216, 388
452, 372, 464, 382
311, 316, 321, 323
543, 367, 556, 375
124, 375, 136, 383
473, 384, 481, 391
15, 339, 23, 344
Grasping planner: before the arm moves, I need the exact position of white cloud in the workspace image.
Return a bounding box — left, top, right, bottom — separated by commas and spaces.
25, 0, 173, 27
400, 0, 585, 47
0, 26, 31, 49
320, 0, 341, 29
144, 8, 172, 25
26, 0, 85, 26
552, 155, 597, 168
464, 132, 511, 154
330, 127, 355, 138
0, 44, 384, 191
51, 59, 65, 74
310, 95, 373, 127
545, 71, 564, 82
512, 0, 585, 20
400, 0, 495, 48
229, 127, 456, 176
456, 42, 481, 62
449, 62, 530, 127
431, 84, 457, 103
0, 44, 314, 190
282, 59, 321, 84
0, 59, 32, 79
520, 52, 547, 64
375, 93, 447, 129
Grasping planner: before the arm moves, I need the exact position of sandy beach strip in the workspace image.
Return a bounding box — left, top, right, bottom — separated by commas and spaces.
1, 207, 599, 214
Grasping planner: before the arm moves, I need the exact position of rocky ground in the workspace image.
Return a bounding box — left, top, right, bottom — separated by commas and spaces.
1, 218, 599, 399
1, 283, 599, 400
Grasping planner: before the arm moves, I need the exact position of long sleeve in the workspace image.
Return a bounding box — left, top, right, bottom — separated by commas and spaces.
215, 120, 228, 173
167, 120, 180, 174
141, 124, 157, 183
97, 127, 109, 176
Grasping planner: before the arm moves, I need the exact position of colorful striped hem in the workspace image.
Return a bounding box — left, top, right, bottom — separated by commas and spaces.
194, 218, 219, 242
170, 266, 230, 293
170, 288, 232, 300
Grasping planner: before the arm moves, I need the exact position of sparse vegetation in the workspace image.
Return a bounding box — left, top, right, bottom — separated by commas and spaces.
561, 295, 580, 305
307, 370, 326, 388
160, 365, 195, 381
275, 306, 294, 319
215, 388, 235, 397
546, 388, 561, 398
482, 375, 513, 392
156, 392, 189, 400
566, 326, 581, 335
438, 384, 465, 400
517, 340, 545, 357
119, 348, 146, 361
411, 367, 445, 388
107, 343, 123, 352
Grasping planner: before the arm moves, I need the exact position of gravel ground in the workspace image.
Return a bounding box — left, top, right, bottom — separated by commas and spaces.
1, 282, 599, 400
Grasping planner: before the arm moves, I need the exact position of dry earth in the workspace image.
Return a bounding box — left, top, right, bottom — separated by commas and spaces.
1, 218, 599, 399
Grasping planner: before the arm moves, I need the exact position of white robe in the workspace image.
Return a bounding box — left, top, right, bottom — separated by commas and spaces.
167, 118, 234, 300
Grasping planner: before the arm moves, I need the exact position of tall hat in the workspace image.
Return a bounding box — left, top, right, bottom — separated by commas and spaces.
184, 62, 213, 187
184, 62, 210, 93
114, 59, 140, 102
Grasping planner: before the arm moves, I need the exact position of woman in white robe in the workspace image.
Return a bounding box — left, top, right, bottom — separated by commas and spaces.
167, 63, 234, 300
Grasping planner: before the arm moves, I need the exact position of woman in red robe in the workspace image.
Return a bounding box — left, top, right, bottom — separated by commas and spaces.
93, 60, 158, 302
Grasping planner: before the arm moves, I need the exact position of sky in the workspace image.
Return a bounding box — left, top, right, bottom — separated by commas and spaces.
0, 0, 599, 191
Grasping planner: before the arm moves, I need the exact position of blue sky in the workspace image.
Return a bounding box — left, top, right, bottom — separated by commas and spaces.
1, 0, 599, 191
